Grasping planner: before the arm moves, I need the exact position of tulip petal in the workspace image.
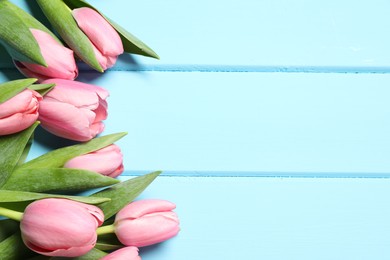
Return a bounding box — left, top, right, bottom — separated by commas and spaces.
74, 200, 105, 226
115, 212, 180, 247
21, 199, 102, 257
37, 79, 108, 141
72, 7, 123, 57
106, 55, 118, 68
116, 200, 177, 221
26, 242, 94, 257
0, 89, 41, 135
19, 29, 78, 82
94, 98, 108, 122
0, 112, 39, 135
100, 246, 141, 260
0, 89, 40, 118
108, 164, 124, 178
90, 42, 108, 70
39, 100, 96, 141
64, 144, 123, 177
41, 79, 109, 109
14, 61, 52, 82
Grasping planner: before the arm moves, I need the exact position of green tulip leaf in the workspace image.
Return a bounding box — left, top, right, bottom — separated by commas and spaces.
0, 122, 39, 188
91, 171, 161, 220
96, 233, 122, 251
0, 201, 31, 213
0, 78, 37, 103
0, 190, 110, 204
25, 248, 108, 260
28, 83, 55, 96
0, 0, 47, 65
63, 248, 108, 259
62, 0, 160, 59
10, 4, 59, 41
16, 133, 34, 166
36, 0, 104, 72
0, 232, 35, 259
28, 250, 117, 260
0, 219, 18, 243
3, 168, 119, 192
95, 242, 122, 251
106, 17, 160, 59
17, 132, 127, 170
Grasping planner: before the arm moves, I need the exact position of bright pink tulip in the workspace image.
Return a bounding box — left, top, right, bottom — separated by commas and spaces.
72, 7, 124, 70
114, 200, 180, 247
101, 246, 141, 260
20, 198, 104, 257
0, 89, 42, 135
64, 144, 124, 178
14, 29, 78, 82
38, 79, 109, 141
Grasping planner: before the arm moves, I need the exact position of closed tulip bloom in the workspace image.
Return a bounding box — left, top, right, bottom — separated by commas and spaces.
101, 246, 141, 260
64, 144, 124, 178
114, 200, 180, 247
72, 7, 124, 70
38, 79, 109, 141
14, 29, 78, 82
20, 198, 104, 257
0, 89, 42, 135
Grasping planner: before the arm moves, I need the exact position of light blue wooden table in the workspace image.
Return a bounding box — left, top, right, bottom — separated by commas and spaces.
2, 0, 390, 259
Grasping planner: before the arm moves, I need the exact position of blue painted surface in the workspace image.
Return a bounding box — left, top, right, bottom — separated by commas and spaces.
134, 176, 390, 260
1, 0, 390, 259
1, 0, 390, 71
17, 71, 390, 175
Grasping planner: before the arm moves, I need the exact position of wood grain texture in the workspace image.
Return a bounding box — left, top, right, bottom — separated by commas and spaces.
11, 71, 390, 176
1, 0, 390, 259
0, 0, 389, 72
130, 175, 390, 260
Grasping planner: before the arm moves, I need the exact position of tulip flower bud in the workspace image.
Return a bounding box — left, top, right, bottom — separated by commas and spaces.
0, 89, 42, 135
64, 144, 124, 178
14, 29, 78, 82
20, 198, 104, 257
72, 7, 124, 70
101, 246, 141, 260
36, 0, 158, 73
114, 200, 180, 247
38, 79, 109, 141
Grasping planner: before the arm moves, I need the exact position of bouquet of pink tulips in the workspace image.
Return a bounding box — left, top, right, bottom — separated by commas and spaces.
0, 1, 179, 259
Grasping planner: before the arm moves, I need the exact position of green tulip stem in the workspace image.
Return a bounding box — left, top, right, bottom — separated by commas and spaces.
0, 207, 23, 221
96, 224, 115, 235
66, 6, 73, 13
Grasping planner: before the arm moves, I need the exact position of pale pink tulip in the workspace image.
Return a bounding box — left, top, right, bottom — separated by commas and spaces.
114, 200, 180, 247
38, 79, 109, 141
14, 29, 78, 82
64, 144, 124, 178
101, 246, 141, 260
20, 198, 104, 257
0, 89, 42, 135
72, 7, 124, 70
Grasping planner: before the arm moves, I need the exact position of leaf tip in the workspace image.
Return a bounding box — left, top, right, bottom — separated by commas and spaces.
30, 78, 38, 84
151, 170, 162, 177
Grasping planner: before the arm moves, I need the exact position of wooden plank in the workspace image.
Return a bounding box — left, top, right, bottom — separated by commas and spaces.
128, 175, 390, 260
1, 0, 389, 71
4, 71, 386, 176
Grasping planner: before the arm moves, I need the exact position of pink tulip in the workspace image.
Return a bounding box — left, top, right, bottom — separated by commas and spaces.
64, 144, 124, 178
0, 89, 42, 135
14, 29, 78, 82
114, 200, 180, 247
100, 246, 141, 260
20, 198, 104, 257
72, 7, 124, 70
38, 79, 109, 141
